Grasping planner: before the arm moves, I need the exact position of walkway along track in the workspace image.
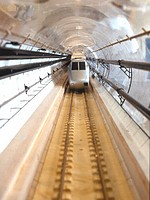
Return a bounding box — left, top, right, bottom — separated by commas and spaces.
27, 89, 135, 200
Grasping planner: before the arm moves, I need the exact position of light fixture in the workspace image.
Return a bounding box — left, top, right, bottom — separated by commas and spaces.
76, 26, 83, 30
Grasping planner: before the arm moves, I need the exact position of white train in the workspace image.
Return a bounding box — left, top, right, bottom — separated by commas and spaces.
68, 59, 89, 89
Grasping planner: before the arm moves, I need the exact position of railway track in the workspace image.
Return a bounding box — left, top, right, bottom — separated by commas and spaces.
27, 89, 135, 200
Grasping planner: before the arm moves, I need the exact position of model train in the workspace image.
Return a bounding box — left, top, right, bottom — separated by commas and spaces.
68, 59, 89, 89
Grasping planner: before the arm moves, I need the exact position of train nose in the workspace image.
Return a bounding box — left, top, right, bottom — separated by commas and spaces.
84, 82, 88, 86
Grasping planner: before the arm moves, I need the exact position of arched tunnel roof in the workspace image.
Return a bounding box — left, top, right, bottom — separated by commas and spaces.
0, 0, 150, 133
0, 2, 150, 197
0, 0, 150, 57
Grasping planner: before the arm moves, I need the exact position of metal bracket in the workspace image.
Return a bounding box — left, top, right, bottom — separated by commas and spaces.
116, 87, 125, 105
118, 93, 125, 106
118, 62, 133, 95
119, 65, 132, 78
98, 60, 110, 78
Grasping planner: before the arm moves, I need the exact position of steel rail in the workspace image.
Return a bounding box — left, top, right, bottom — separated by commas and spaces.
97, 58, 150, 71
84, 92, 114, 200
57, 92, 74, 200
91, 68, 150, 120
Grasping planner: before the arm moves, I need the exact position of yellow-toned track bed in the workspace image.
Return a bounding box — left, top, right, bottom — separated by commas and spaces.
27, 89, 135, 200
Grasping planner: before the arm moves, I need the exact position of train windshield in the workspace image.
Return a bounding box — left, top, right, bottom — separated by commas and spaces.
79, 62, 85, 70
72, 62, 78, 70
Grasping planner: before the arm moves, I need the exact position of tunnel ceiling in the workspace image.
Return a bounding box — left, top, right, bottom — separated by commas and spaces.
0, 0, 150, 56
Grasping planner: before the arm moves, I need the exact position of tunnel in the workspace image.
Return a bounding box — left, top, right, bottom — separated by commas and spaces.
0, 0, 149, 200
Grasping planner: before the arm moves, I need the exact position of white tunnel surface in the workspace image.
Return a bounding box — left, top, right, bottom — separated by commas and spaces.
0, 1, 149, 145
0, 0, 149, 54
0, 0, 150, 101
0, 0, 149, 158
0, 1, 150, 200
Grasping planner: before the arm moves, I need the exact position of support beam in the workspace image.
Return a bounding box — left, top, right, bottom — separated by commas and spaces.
0, 46, 69, 60
88, 58, 150, 71
91, 68, 150, 120
98, 59, 150, 71
0, 59, 70, 79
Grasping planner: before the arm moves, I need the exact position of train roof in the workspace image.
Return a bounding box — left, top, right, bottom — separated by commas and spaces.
71, 58, 86, 62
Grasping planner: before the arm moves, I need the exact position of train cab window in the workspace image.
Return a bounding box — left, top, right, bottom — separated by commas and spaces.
72, 62, 78, 70
79, 62, 85, 70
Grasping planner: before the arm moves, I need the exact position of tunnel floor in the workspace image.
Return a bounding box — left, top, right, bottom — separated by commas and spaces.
27, 88, 135, 200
